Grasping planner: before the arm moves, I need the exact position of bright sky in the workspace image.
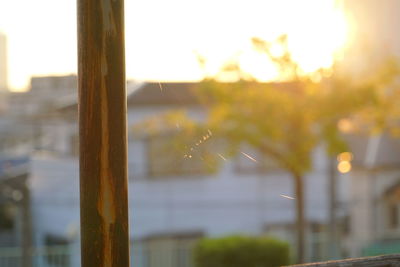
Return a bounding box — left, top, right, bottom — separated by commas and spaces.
0, 0, 348, 91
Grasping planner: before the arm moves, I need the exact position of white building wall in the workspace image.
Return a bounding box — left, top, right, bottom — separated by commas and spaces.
342, 0, 400, 256
27, 86, 343, 264
348, 168, 400, 257
347, 170, 374, 257
29, 119, 337, 264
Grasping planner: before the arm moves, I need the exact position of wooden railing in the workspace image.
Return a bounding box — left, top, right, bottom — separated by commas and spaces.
290, 254, 400, 267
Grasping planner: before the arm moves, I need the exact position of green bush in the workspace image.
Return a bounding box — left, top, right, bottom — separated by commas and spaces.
194, 235, 289, 267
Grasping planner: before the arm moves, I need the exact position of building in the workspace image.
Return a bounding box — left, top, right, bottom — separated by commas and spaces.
340, 0, 400, 258
343, 0, 400, 56
341, 0, 400, 77
12, 77, 349, 266
0, 32, 7, 91
345, 135, 400, 257
7, 74, 77, 116
0, 117, 33, 265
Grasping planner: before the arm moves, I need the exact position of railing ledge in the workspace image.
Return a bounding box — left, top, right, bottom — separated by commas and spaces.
289, 254, 400, 267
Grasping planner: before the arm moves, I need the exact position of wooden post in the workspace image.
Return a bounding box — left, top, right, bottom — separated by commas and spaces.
78, 0, 130, 266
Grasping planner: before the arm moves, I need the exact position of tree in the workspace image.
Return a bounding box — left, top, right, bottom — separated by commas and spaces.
139, 36, 400, 263
200, 38, 400, 262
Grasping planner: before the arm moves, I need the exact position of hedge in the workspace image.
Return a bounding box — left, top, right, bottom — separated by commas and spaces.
194, 235, 289, 267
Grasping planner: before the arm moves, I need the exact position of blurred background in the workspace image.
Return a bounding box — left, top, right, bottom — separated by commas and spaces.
1, 0, 400, 266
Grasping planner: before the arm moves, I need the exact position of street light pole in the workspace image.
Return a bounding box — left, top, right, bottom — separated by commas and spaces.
77, 0, 130, 266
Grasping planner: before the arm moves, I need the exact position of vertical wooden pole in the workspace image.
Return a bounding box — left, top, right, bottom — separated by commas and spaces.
295, 173, 305, 264
328, 157, 339, 259
78, 0, 130, 266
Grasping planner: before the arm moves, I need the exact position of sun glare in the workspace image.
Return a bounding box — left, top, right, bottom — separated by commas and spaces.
287, 1, 348, 73
278, 0, 347, 77
198, 0, 349, 81
1, 0, 349, 90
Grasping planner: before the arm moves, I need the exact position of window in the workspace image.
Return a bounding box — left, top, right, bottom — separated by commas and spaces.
388, 203, 399, 230
383, 182, 400, 231
143, 231, 203, 267
0, 203, 15, 230
147, 134, 217, 178
44, 234, 70, 267
309, 223, 328, 262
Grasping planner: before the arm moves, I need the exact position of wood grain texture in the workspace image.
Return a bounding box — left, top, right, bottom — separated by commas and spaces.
78, 0, 129, 266
289, 254, 400, 267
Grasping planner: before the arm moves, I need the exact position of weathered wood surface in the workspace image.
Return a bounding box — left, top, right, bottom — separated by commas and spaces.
289, 254, 400, 267
78, 0, 130, 266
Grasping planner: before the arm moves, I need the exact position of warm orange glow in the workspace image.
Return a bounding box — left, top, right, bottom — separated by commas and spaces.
338, 161, 352, 173
285, 1, 348, 73
338, 118, 355, 133
210, 0, 349, 82
337, 152, 353, 162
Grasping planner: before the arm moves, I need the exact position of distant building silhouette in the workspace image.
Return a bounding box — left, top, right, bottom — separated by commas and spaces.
0, 33, 7, 91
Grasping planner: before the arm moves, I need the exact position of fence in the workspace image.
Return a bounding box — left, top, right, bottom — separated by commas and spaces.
0, 244, 399, 267
0, 238, 339, 267
0, 245, 194, 267
0, 246, 71, 267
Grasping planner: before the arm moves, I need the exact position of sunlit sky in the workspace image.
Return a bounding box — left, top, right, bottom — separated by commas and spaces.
0, 0, 348, 91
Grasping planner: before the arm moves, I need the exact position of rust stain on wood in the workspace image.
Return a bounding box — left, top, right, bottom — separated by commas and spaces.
97, 2, 118, 265
97, 84, 117, 266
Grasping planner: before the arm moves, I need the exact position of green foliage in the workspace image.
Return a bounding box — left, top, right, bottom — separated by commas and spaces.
135, 36, 400, 176
190, 36, 400, 176
136, 35, 400, 262
194, 235, 290, 267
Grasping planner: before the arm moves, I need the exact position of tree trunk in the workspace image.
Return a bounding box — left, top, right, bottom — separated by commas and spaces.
294, 172, 306, 263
